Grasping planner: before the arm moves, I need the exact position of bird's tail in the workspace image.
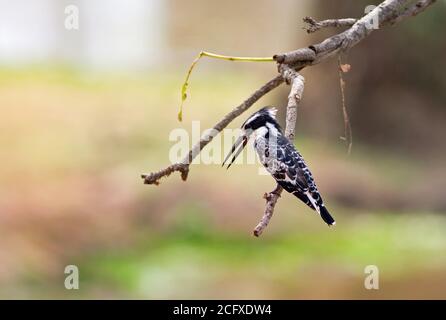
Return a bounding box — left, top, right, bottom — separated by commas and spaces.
305, 191, 336, 226
319, 205, 336, 226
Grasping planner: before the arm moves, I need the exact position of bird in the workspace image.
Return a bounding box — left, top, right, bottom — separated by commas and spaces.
222, 106, 335, 226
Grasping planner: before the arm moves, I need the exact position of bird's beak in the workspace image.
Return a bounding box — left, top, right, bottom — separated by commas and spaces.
222, 130, 250, 169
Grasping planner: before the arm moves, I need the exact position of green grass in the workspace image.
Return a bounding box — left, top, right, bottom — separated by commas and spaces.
72, 210, 446, 299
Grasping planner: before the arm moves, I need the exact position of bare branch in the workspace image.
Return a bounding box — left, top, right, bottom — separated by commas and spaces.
281, 65, 305, 140
391, 0, 437, 24
338, 57, 353, 155
141, 163, 189, 185
273, 48, 315, 65
254, 0, 436, 236
275, 0, 437, 66
254, 185, 282, 237
142, 0, 437, 235
303, 16, 357, 33
144, 0, 436, 186
141, 75, 284, 185
254, 65, 305, 237
178, 51, 275, 121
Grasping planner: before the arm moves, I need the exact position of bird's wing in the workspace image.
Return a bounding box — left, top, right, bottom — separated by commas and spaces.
267, 135, 336, 226
269, 135, 312, 193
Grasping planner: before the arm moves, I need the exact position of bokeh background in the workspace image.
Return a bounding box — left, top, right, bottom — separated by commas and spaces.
1, 0, 445, 299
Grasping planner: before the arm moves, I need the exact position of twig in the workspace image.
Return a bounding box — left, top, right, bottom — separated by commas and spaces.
178, 51, 274, 121
276, 0, 437, 66
281, 65, 305, 139
196, 51, 274, 62
141, 163, 189, 185
144, 0, 436, 185
254, 65, 305, 237
273, 48, 315, 65
390, 0, 437, 24
303, 16, 356, 33
143, 0, 436, 179
338, 56, 353, 155
253, 0, 436, 235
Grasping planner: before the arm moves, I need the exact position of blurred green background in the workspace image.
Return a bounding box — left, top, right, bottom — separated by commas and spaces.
0, 0, 446, 299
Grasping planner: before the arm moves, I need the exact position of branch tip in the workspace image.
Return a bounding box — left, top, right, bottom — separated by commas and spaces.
303, 16, 357, 33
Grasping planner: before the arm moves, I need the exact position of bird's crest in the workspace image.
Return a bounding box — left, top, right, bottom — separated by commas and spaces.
264, 106, 278, 119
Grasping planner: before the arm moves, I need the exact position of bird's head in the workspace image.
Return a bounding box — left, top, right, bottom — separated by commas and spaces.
241, 106, 279, 132
222, 106, 281, 169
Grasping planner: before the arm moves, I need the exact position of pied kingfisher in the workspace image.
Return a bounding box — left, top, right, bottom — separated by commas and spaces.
222, 106, 335, 226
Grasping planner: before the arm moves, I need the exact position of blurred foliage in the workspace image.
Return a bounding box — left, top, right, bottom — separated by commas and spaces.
1, 0, 445, 301
1, 65, 446, 299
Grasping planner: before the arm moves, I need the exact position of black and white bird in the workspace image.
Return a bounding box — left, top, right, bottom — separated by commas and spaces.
222, 106, 335, 226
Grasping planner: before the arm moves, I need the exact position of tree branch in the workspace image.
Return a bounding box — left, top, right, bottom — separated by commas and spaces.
281, 65, 305, 140
254, 185, 282, 237
275, 0, 436, 66
254, 0, 436, 236
141, 75, 284, 185
303, 16, 357, 33
141, 0, 437, 235
391, 0, 437, 24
